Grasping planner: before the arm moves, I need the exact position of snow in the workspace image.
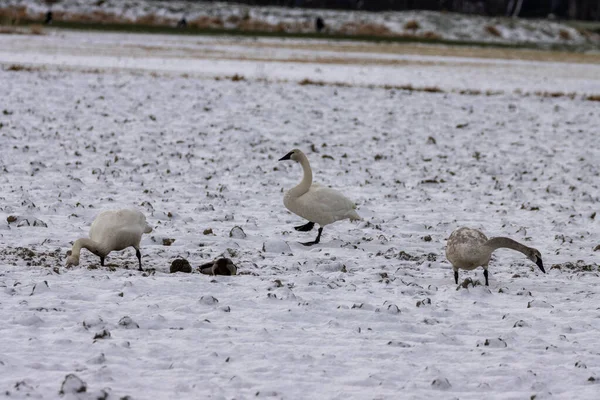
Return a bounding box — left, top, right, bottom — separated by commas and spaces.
3, 0, 599, 47
1, 30, 600, 96
1, 29, 600, 399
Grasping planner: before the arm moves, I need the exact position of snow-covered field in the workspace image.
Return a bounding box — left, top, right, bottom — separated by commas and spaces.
1, 29, 600, 399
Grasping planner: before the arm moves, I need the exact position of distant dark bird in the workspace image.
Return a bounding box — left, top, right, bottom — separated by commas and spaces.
315, 17, 325, 33
44, 11, 53, 25
177, 17, 187, 29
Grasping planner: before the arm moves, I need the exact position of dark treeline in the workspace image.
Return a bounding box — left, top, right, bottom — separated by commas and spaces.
208, 0, 600, 20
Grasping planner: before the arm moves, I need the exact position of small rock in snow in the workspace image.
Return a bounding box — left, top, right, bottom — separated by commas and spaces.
59, 374, 87, 395
457, 277, 481, 290
170, 258, 192, 273
229, 226, 246, 239
416, 298, 431, 307
16, 315, 44, 326
527, 300, 554, 309
316, 261, 345, 272
513, 320, 529, 328
262, 240, 291, 255
386, 304, 400, 314
118, 316, 139, 329
351, 303, 375, 311
199, 295, 219, 305
82, 316, 105, 330
30, 281, 50, 295
594, 244, 600, 252
162, 238, 176, 246
575, 361, 587, 369
8, 216, 48, 227
431, 377, 451, 390
387, 340, 410, 347
93, 329, 111, 340
13, 380, 36, 395
87, 353, 106, 364
482, 338, 507, 348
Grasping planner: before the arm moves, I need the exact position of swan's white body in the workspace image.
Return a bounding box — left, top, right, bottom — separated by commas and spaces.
283, 182, 360, 227
445, 227, 545, 286
66, 209, 152, 270
279, 149, 360, 245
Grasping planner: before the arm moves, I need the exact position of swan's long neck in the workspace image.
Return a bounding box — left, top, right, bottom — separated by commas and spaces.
289, 153, 313, 197
482, 237, 530, 257
71, 238, 109, 258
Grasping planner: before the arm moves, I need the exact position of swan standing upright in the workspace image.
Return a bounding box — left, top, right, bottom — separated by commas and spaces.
278, 149, 361, 246
445, 227, 545, 286
66, 209, 153, 271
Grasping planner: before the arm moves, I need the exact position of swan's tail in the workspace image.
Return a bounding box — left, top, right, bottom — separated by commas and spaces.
144, 224, 153, 234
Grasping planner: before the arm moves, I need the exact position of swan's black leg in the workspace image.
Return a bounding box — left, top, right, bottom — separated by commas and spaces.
136, 248, 143, 271
454, 270, 458, 284
294, 221, 315, 232
483, 269, 489, 286
100, 257, 105, 266
301, 227, 323, 246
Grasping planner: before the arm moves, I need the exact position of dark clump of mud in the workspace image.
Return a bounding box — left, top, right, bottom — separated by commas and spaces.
551, 260, 599, 273
170, 258, 192, 273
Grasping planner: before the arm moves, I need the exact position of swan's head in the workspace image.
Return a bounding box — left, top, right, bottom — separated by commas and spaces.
278, 149, 303, 162
65, 250, 80, 267
527, 248, 545, 273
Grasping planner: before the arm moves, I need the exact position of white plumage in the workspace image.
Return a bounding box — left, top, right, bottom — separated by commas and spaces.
445, 227, 545, 286
279, 148, 361, 246
66, 209, 152, 270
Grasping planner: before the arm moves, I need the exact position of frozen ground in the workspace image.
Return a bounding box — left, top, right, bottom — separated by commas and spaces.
1, 30, 600, 399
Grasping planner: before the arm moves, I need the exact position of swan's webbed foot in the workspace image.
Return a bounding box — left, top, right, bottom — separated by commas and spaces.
454, 270, 458, 284
483, 269, 489, 286
294, 221, 315, 232
136, 248, 143, 271
100, 257, 105, 266
301, 227, 322, 247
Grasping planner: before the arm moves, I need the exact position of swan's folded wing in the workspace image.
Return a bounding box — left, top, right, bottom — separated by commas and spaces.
300, 186, 357, 222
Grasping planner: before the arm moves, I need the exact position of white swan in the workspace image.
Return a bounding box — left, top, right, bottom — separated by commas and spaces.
445, 227, 545, 286
278, 148, 361, 246
199, 258, 237, 276
66, 209, 152, 271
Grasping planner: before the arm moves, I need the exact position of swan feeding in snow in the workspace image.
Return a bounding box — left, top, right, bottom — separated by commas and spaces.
199, 258, 237, 276
66, 209, 152, 271
278, 148, 361, 246
445, 227, 545, 286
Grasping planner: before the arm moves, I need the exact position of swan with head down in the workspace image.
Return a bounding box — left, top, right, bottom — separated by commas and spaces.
278, 149, 361, 246
445, 227, 545, 286
66, 209, 152, 271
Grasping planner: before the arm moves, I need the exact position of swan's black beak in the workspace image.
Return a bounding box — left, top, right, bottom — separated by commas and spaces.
536, 257, 546, 273
279, 152, 293, 161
